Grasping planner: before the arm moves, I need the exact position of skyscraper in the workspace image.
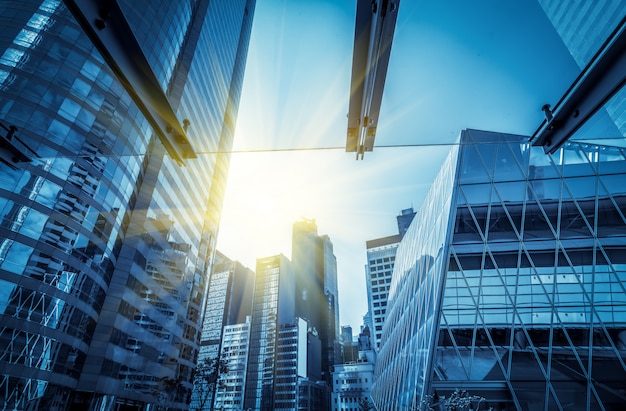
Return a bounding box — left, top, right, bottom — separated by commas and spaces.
0, 1, 254, 409
372, 129, 626, 410
364, 208, 415, 350
244, 254, 296, 410
396, 207, 417, 238
341, 325, 358, 363
193, 252, 254, 409
292, 219, 341, 383
212, 316, 252, 410
243, 221, 340, 410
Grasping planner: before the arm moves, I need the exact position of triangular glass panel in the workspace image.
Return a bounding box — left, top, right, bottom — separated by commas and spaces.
509, 331, 547, 383
561, 142, 598, 177
493, 142, 526, 182
530, 144, 561, 179
597, 180, 626, 238
461, 183, 492, 205
545, 384, 565, 410
597, 145, 626, 174
481, 143, 497, 180
589, 328, 626, 408
563, 176, 597, 200
468, 330, 505, 380
456, 186, 468, 206
523, 188, 557, 241
559, 182, 595, 239
494, 181, 527, 203
440, 323, 473, 380
555, 248, 587, 308
598, 173, 626, 197
529, 178, 561, 235
550, 326, 588, 377
458, 185, 491, 241
587, 389, 605, 411
487, 190, 519, 241
453, 205, 483, 243
460, 143, 491, 184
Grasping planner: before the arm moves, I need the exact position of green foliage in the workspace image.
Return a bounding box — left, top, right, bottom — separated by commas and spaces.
418, 389, 493, 411
358, 397, 375, 411
192, 357, 229, 411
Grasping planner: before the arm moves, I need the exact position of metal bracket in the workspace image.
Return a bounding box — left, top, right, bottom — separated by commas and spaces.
0, 123, 38, 169
530, 17, 626, 154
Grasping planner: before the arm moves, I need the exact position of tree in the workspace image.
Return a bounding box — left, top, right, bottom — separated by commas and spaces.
192, 357, 228, 411
419, 389, 493, 411
158, 377, 179, 410
358, 397, 375, 411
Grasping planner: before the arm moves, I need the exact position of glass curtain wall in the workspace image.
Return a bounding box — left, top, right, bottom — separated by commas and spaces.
372, 129, 626, 410
0, 0, 255, 409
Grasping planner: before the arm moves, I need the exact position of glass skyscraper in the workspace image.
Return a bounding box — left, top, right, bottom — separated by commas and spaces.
292, 218, 340, 385
244, 254, 296, 410
0, 0, 254, 409
372, 129, 626, 410
193, 252, 254, 410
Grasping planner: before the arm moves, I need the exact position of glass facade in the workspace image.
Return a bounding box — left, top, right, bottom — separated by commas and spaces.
292, 219, 340, 385
245, 254, 295, 410
371, 145, 459, 410
0, 0, 254, 409
372, 129, 626, 410
193, 253, 254, 410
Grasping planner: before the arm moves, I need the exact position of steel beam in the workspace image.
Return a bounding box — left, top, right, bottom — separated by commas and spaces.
347, 0, 400, 159
530, 17, 626, 154
62, 0, 196, 165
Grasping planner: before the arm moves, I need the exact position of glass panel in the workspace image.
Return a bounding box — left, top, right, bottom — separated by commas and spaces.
560, 182, 594, 239
562, 143, 597, 177
459, 143, 491, 184
493, 142, 526, 182
0, 241, 33, 274
487, 204, 518, 242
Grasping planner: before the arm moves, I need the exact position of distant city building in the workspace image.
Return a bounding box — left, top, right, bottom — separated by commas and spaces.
244, 254, 296, 410
274, 317, 325, 411
0, 1, 255, 409
364, 235, 399, 349
372, 129, 626, 410
244, 220, 339, 410
356, 326, 376, 364
292, 219, 341, 385
332, 362, 375, 411
396, 208, 417, 238
193, 252, 254, 410
331, 327, 377, 411
341, 326, 358, 363
298, 378, 330, 411
364, 208, 415, 350
213, 317, 252, 410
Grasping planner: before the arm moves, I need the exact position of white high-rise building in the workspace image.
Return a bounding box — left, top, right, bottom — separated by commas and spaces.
213, 317, 252, 410
364, 209, 415, 350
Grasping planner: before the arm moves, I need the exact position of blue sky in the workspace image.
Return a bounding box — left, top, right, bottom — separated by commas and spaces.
216, 0, 581, 331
